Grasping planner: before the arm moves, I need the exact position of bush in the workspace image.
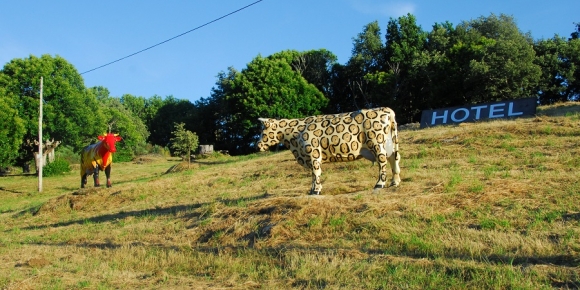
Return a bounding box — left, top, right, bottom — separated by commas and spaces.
55, 145, 79, 165
43, 159, 71, 177
113, 150, 134, 163
146, 144, 171, 157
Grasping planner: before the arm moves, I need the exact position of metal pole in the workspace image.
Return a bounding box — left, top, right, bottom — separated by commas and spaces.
38, 77, 43, 192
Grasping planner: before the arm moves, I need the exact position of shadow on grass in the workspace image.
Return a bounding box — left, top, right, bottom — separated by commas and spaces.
192, 159, 237, 165
563, 212, 580, 221
9, 190, 580, 288
216, 192, 270, 206
537, 103, 580, 117
14, 239, 580, 287
15, 203, 205, 231
14, 193, 272, 231
0, 187, 27, 194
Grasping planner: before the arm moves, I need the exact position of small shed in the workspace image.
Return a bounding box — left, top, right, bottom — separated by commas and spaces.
199, 145, 214, 155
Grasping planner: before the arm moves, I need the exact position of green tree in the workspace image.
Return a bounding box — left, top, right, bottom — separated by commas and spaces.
452, 14, 541, 104
346, 21, 389, 110
120, 94, 147, 123
148, 96, 195, 147
566, 26, 580, 99
330, 16, 429, 121
120, 93, 165, 131
192, 67, 238, 149
88, 87, 150, 160
0, 86, 26, 167
383, 14, 429, 121
534, 36, 575, 104
0, 54, 103, 166
279, 49, 338, 98
419, 21, 461, 110
170, 122, 199, 168
225, 54, 328, 154
571, 23, 580, 40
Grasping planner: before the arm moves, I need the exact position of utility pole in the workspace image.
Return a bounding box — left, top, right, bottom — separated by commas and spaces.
38, 77, 43, 192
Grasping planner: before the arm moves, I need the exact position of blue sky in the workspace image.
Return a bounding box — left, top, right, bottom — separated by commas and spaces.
1, 0, 578, 103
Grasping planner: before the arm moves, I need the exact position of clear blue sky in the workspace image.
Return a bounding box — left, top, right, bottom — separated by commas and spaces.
1, 0, 578, 103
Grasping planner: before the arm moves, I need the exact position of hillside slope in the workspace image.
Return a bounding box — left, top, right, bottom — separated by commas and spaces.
1, 102, 579, 289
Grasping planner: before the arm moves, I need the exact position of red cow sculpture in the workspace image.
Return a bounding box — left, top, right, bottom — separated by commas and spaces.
80, 133, 122, 188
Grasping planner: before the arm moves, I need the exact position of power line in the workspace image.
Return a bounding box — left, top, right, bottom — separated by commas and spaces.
80, 0, 263, 75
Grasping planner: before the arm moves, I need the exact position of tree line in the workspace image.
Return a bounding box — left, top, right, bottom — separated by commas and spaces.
1, 13, 579, 167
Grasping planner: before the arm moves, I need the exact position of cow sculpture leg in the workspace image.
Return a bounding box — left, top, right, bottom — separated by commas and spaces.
388, 151, 401, 187
104, 165, 112, 188
81, 173, 88, 188
372, 150, 390, 194
93, 164, 101, 187
309, 158, 323, 195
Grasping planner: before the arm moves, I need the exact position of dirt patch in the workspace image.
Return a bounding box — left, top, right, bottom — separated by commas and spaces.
34, 189, 127, 215
16, 257, 51, 268
398, 122, 420, 131
133, 154, 166, 164
165, 161, 199, 174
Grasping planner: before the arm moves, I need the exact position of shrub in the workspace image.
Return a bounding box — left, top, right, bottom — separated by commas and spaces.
113, 151, 134, 163
55, 145, 79, 165
43, 159, 71, 177
146, 144, 171, 157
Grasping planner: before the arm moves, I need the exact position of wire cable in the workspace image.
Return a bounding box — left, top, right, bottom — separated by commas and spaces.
80, 0, 263, 75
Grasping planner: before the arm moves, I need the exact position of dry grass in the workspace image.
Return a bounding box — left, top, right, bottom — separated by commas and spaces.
1, 103, 579, 289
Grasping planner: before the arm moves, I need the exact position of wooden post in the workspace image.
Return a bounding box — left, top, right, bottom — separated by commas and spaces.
38, 77, 43, 192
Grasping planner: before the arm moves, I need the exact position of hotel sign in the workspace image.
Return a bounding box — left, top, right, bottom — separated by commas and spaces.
420, 98, 537, 128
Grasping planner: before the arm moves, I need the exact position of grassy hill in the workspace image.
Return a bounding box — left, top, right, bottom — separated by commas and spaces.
1, 102, 579, 289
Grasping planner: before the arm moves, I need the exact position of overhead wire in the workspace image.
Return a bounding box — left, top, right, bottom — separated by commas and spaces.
80, 0, 263, 75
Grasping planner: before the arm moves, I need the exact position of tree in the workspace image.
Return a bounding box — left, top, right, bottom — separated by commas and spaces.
326, 21, 386, 113
170, 122, 199, 168
225, 54, 328, 154
88, 88, 150, 161
0, 54, 103, 166
383, 14, 429, 121
148, 96, 195, 147
120, 94, 147, 123
0, 86, 26, 167
120, 94, 165, 131
534, 36, 575, 104
452, 14, 541, 104
566, 25, 580, 99
571, 22, 580, 40
291, 49, 337, 98
329, 16, 429, 121
191, 67, 238, 149
346, 21, 389, 110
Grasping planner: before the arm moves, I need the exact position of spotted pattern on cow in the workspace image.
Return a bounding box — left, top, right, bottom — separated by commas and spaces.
257, 107, 401, 195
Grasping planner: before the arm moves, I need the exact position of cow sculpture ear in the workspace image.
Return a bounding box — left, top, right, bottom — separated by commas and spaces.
98, 135, 105, 141
115, 136, 123, 141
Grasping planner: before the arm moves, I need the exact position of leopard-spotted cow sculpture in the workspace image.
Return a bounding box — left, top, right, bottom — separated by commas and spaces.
257, 107, 401, 195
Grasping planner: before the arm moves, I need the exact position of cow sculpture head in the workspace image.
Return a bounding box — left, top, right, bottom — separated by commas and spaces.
257, 118, 284, 152
98, 133, 123, 152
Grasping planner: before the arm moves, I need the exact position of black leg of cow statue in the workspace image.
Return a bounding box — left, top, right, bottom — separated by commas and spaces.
81, 173, 87, 188
104, 165, 112, 188
80, 164, 113, 188
93, 164, 101, 187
